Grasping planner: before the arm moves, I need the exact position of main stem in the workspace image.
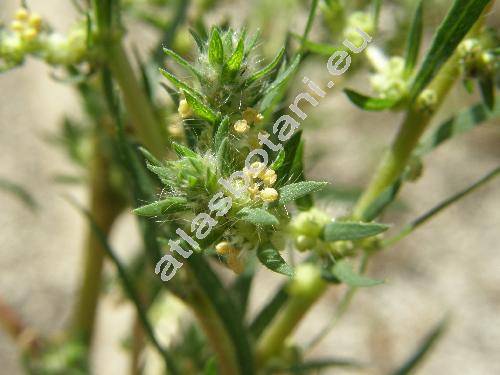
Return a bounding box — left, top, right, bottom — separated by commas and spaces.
71, 136, 123, 344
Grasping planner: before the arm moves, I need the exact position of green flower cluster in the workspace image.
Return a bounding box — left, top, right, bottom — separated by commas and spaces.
0, 7, 88, 72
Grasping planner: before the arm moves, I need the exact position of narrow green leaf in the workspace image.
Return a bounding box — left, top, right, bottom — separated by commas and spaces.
323, 221, 389, 242
138, 146, 162, 167
276, 131, 302, 186
270, 357, 365, 373
331, 259, 383, 287
172, 141, 197, 158
208, 28, 224, 66
258, 245, 294, 277
416, 101, 500, 156
238, 207, 279, 226
189, 28, 205, 51
260, 54, 302, 113
362, 179, 402, 221
163, 47, 203, 80
390, 317, 449, 375
344, 89, 400, 111
409, 0, 491, 100
301, 0, 319, 49
270, 148, 285, 170
216, 137, 231, 177
265, 54, 302, 94
133, 197, 189, 217
0, 177, 37, 210
278, 181, 328, 205
385, 166, 500, 247
245, 47, 285, 86
250, 284, 289, 338
69, 199, 180, 375
404, 0, 423, 75
372, 0, 382, 30
290, 33, 343, 56
159, 68, 205, 100
224, 37, 244, 77
182, 90, 219, 124
213, 116, 230, 152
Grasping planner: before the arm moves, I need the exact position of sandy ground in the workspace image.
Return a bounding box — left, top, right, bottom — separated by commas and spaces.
1, 1, 499, 374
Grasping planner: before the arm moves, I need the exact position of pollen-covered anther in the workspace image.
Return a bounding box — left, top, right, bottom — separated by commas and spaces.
260, 187, 279, 203
178, 99, 192, 119
261, 168, 277, 186
233, 119, 249, 134
242, 107, 264, 125
215, 241, 233, 255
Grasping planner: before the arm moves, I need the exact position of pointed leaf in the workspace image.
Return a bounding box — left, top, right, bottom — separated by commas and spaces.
404, 0, 424, 75
270, 148, 285, 170
416, 101, 500, 156
213, 116, 230, 152
391, 318, 449, 375
258, 245, 294, 277
159, 68, 205, 101
238, 207, 279, 226
224, 37, 244, 77
331, 259, 383, 287
183, 90, 219, 124
478, 74, 495, 110
133, 197, 189, 217
163, 47, 203, 80
409, 0, 491, 100
344, 89, 400, 111
208, 28, 224, 66
245, 47, 285, 86
250, 284, 289, 338
278, 181, 328, 205
172, 141, 197, 158
362, 179, 402, 221
290, 33, 343, 56
323, 221, 389, 242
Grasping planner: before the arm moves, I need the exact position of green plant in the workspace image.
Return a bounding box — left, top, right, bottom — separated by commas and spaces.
0, 0, 498, 374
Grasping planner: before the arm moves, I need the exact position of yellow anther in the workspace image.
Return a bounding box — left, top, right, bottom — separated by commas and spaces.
10, 20, 24, 33
242, 107, 264, 124
260, 187, 279, 203
22, 28, 38, 42
28, 14, 42, 30
261, 168, 277, 186
246, 161, 265, 178
215, 241, 233, 255
14, 8, 29, 21
178, 99, 192, 119
233, 119, 249, 134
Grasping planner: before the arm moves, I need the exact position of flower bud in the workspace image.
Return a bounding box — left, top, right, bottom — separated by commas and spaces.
289, 264, 325, 297
14, 8, 29, 21
416, 89, 437, 114
260, 187, 279, 203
